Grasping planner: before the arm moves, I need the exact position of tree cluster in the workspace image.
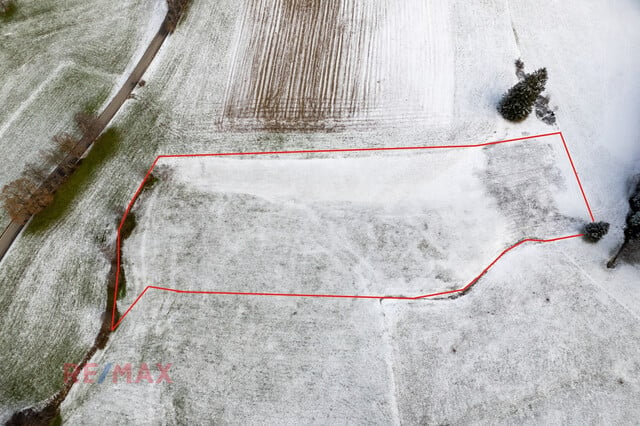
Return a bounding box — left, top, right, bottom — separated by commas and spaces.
625, 181, 640, 239
608, 179, 640, 268
498, 67, 548, 122
1, 112, 97, 224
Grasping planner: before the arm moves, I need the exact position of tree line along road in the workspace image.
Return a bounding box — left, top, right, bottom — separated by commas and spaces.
0, 17, 172, 264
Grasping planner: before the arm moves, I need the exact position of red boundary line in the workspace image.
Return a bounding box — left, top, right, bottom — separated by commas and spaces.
111, 132, 594, 330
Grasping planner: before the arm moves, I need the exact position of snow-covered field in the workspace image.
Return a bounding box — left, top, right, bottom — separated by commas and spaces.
1, 0, 639, 423
58, 141, 604, 424
122, 140, 586, 302
223, 0, 454, 129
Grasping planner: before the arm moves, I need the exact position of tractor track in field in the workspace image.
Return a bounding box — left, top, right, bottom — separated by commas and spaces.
223, 0, 454, 130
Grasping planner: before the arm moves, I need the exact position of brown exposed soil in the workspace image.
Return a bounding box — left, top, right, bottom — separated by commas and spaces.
224, 0, 383, 130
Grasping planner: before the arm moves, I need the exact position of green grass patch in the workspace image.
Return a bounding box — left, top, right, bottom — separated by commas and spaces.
0, 327, 81, 408
26, 128, 122, 235
81, 89, 111, 116
49, 413, 62, 426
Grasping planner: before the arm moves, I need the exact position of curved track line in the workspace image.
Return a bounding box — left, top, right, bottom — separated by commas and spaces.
111, 132, 594, 330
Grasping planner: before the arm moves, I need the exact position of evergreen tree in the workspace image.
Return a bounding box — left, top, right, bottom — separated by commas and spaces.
498, 68, 548, 122
627, 211, 640, 239
631, 193, 640, 211
584, 221, 610, 242
608, 178, 640, 268
627, 183, 640, 237
630, 184, 640, 212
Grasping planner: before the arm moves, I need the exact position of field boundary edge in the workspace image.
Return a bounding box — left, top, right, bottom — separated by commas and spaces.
111, 131, 595, 330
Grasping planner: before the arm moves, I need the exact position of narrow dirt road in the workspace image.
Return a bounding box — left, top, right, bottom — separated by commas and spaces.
0, 27, 169, 264
2, 7, 180, 424
0, 222, 23, 262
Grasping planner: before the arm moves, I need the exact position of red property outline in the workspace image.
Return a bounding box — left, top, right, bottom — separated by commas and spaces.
111, 131, 594, 330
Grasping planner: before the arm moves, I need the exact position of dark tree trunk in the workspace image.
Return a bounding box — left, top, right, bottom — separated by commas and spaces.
607, 240, 629, 269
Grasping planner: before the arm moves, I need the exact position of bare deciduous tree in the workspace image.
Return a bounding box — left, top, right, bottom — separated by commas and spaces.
1, 110, 99, 224
74, 112, 98, 138
48, 132, 84, 176
164, 0, 191, 33
23, 162, 50, 184
1, 177, 53, 224
52, 132, 83, 159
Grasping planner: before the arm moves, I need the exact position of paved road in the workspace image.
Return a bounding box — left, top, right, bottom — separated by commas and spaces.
0, 27, 169, 264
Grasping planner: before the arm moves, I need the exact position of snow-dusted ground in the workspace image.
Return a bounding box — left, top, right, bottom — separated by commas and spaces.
0, 0, 166, 419
0, 0, 639, 423
58, 140, 596, 424
223, 0, 454, 129
0, 0, 165, 228
387, 240, 640, 424
123, 141, 586, 301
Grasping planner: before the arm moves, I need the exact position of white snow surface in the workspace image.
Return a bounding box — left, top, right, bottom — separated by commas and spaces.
63, 0, 640, 423
124, 143, 585, 300
0, 0, 636, 423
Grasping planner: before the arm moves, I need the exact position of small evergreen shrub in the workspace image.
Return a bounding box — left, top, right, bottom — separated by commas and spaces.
584, 221, 610, 242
